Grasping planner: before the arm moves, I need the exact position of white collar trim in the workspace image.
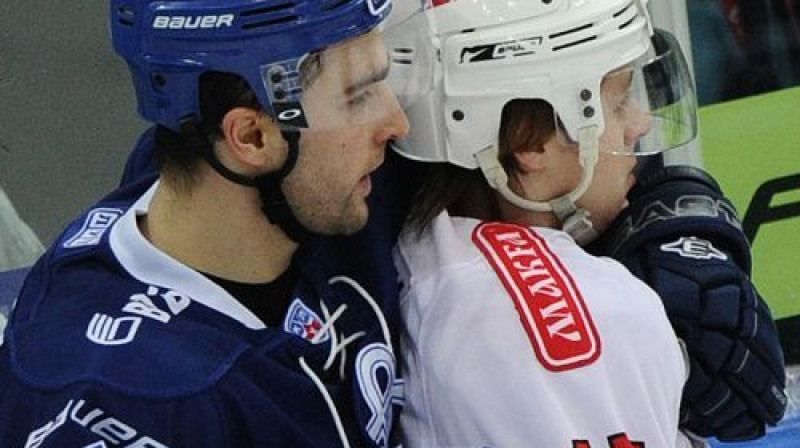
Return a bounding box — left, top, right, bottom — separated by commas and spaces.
109, 181, 266, 330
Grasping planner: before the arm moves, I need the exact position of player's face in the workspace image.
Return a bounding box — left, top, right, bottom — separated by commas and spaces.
579, 69, 652, 232
546, 70, 651, 232
281, 32, 410, 235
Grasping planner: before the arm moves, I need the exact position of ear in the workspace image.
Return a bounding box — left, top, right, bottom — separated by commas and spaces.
513, 147, 547, 174
513, 134, 564, 174
220, 108, 286, 172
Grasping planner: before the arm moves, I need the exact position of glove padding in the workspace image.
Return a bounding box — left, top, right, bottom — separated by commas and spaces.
589, 165, 787, 441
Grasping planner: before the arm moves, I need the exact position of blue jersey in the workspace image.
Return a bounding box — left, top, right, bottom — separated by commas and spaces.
0, 133, 418, 447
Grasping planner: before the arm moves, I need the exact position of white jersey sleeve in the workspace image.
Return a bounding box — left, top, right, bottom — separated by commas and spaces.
395, 211, 706, 448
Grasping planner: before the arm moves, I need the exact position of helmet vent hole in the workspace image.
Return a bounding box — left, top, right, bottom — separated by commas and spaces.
241, 3, 296, 16
117, 6, 135, 26
153, 74, 167, 87
550, 23, 592, 40
242, 15, 299, 30
613, 2, 634, 18
614, 1, 641, 30
550, 22, 598, 52
391, 48, 414, 65
552, 35, 597, 52
322, 0, 352, 11
240, 3, 298, 29
617, 16, 636, 30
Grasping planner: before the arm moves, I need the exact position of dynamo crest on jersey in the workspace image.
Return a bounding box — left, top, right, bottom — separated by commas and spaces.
284, 299, 330, 343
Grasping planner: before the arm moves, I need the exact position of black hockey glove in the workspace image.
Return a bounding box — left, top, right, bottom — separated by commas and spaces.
588, 165, 787, 441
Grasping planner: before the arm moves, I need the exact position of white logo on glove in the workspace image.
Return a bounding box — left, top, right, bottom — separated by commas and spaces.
660, 236, 728, 261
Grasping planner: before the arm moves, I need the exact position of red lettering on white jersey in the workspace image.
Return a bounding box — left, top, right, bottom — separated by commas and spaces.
473, 222, 601, 371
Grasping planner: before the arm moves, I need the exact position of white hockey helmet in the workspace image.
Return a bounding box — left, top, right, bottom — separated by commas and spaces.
387, 0, 697, 243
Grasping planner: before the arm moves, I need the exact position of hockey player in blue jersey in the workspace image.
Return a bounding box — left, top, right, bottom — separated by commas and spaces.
0, 0, 419, 446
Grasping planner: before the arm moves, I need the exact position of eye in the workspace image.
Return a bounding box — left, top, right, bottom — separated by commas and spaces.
348, 87, 374, 107
614, 92, 632, 116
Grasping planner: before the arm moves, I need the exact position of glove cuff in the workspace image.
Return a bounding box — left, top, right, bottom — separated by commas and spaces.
595, 165, 752, 272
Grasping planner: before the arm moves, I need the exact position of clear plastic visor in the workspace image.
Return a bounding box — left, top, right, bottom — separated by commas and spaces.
557, 29, 698, 156
263, 5, 428, 132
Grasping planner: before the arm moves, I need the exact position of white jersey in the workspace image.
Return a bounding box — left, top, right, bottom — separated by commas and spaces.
394, 212, 705, 448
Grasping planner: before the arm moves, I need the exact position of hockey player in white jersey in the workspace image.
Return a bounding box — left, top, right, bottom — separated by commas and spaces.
389, 0, 710, 446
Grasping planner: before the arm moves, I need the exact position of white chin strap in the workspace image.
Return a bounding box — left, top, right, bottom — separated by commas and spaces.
475, 126, 600, 246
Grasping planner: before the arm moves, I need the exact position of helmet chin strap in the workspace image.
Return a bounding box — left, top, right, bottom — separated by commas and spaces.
475, 126, 600, 246
253, 130, 313, 243
181, 119, 312, 243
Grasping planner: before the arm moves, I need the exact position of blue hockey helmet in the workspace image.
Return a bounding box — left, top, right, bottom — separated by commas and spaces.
111, 0, 396, 131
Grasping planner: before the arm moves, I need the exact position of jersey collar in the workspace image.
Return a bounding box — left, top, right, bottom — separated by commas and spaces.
109, 181, 267, 330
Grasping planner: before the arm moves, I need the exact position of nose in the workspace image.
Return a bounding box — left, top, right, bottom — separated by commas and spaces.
624, 104, 653, 148
375, 93, 410, 145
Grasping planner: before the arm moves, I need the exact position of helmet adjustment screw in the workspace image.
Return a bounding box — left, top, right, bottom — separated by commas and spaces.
583, 106, 595, 118
270, 71, 284, 84
452, 110, 465, 121
580, 89, 592, 101
152, 74, 166, 87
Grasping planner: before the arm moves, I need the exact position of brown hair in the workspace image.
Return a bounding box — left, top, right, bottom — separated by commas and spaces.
404, 98, 556, 234
154, 72, 262, 192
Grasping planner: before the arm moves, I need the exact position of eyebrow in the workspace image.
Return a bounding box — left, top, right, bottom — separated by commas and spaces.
345, 62, 390, 95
